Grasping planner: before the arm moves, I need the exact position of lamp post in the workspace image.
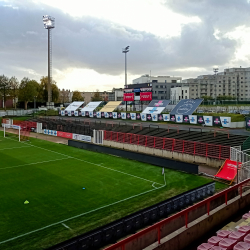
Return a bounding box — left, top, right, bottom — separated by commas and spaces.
34, 96, 37, 109
42, 15, 55, 109
122, 46, 129, 111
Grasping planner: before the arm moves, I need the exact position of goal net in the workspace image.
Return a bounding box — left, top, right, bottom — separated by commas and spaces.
3, 124, 21, 141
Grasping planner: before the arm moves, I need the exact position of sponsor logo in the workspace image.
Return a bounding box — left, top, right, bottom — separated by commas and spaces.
164, 115, 169, 121
109, 113, 112, 117
147, 115, 151, 120
118, 113, 121, 118
198, 117, 203, 123
137, 114, 141, 119
184, 117, 189, 122
247, 120, 250, 127
140, 87, 152, 92
171, 116, 175, 121
142, 114, 146, 120
222, 119, 229, 124
158, 115, 163, 120
205, 118, 210, 124
177, 116, 181, 121
190, 117, 195, 123
122, 113, 125, 118
153, 115, 157, 120
214, 118, 220, 124
131, 114, 135, 119
113, 113, 116, 118
127, 114, 130, 118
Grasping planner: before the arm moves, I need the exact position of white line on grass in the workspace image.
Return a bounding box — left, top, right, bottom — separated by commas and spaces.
0, 145, 31, 151
0, 157, 71, 171
0, 183, 165, 245
62, 223, 72, 231
3, 135, 164, 186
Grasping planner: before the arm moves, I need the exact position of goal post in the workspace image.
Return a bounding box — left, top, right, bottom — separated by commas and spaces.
3, 123, 21, 142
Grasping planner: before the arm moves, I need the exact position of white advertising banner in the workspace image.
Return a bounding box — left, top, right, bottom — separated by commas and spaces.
112, 112, 117, 119
65, 101, 84, 111
89, 112, 94, 118
130, 113, 136, 120
220, 117, 231, 128
163, 114, 170, 122
152, 114, 158, 122
105, 112, 109, 118
175, 115, 183, 123
121, 113, 127, 120
96, 112, 101, 118
141, 113, 147, 121
74, 111, 78, 116
61, 110, 65, 116
189, 115, 197, 124
203, 116, 213, 126
81, 101, 102, 112
73, 133, 92, 143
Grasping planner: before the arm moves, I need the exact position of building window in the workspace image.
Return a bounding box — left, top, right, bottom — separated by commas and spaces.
160, 85, 163, 88
155, 85, 158, 88
152, 80, 158, 83
185, 90, 187, 93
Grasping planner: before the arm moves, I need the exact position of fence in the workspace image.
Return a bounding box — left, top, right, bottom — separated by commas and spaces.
104, 131, 230, 160
104, 178, 250, 250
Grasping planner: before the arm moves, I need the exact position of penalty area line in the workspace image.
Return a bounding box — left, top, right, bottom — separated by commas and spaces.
0, 184, 165, 245
4, 136, 164, 186
0, 145, 32, 151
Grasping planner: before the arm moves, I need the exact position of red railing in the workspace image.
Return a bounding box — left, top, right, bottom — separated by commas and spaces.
104, 131, 230, 160
104, 179, 250, 250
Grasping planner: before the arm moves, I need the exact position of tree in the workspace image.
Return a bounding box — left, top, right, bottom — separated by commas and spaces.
9, 76, 19, 109
38, 76, 59, 103
59, 89, 70, 103
0, 75, 10, 110
18, 77, 39, 109
201, 95, 213, 101
72, 91, 84, 101
91, 89, 103, 101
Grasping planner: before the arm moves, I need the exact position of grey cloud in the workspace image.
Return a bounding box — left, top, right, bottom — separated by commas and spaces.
0, 0, 241, 85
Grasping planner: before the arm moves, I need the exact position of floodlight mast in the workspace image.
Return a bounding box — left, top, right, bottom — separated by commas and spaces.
43, 15, 55, 105
122, 46, 129, 89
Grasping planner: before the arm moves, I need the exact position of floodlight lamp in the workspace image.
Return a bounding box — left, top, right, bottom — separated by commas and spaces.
122, 46, 130, 53
43, 15, 55, 29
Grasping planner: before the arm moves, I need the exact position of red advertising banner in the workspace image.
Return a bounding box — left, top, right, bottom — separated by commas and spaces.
140, 92, 152, 101
123, 93, 134, 101
57, 131, 73, 139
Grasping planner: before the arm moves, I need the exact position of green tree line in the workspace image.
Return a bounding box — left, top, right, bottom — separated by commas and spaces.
0, 75, 59, 109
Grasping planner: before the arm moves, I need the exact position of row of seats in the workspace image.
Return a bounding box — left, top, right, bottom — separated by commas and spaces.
198, 213, 250, 249
52, 183, 215, 250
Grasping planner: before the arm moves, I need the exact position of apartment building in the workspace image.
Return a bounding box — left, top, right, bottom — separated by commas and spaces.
130, 75, 182, 100
183, 67, 250, 100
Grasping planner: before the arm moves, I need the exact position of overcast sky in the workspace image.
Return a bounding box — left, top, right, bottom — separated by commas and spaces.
1, 0, 250, 91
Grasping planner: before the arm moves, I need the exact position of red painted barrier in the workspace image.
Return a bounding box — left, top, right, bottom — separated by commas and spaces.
104, 178, 250, 250
57, 131, 73, 139
104, 131, 230, 160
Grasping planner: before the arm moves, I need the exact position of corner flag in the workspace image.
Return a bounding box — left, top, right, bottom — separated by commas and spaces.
162, 168, 164, 175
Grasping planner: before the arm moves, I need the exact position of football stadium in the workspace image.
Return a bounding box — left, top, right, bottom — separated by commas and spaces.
1, 109, 250, 250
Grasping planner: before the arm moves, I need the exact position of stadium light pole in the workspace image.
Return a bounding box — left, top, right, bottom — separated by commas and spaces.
122, 46, 129, 111
42, 15, 55, 108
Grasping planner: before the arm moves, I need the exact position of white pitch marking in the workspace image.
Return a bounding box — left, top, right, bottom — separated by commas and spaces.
62, 223, 72, 231
0, 184, 165, 245
0, 146, 31, 151
3, 135, 164, 186
0, 157, 71, 171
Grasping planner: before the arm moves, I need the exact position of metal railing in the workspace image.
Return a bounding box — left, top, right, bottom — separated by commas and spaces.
104, 131, 230, 160
104, 178, 250, 250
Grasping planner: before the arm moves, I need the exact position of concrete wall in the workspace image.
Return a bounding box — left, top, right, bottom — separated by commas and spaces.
103, 140, 224, 168
230, 121, 245, 128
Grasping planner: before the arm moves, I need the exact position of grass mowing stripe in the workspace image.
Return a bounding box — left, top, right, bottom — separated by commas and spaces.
0, 183, 165, 245
0, 157, 71, 170
3, 135, 164, 186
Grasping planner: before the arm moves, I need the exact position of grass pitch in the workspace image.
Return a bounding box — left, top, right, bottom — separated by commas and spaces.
0, 131, 227, 250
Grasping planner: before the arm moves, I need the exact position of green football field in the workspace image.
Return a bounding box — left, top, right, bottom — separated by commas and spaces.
0, 131, 227, 250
